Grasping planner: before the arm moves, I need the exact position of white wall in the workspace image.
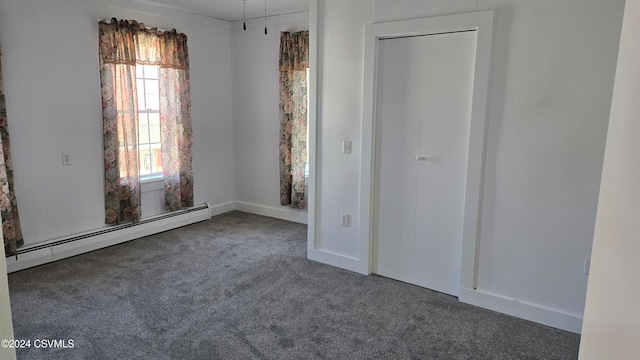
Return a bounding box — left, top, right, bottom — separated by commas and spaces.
579, 0, 640, 357
312, 0, 624, 332
232, 12, 309, 224
0, 0, 235, 246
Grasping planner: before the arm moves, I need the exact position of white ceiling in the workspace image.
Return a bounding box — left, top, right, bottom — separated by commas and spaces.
135, 0, 309, 21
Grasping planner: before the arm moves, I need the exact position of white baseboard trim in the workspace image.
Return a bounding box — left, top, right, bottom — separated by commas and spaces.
6, 203, 231, 273
459, 287, 583, 334
307, 248, 368, 275
235, 201, 307, 224
209, 201, 236, 217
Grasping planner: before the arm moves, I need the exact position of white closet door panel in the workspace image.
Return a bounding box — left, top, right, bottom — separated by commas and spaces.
376, 39, 420, 279
376, 31, 477, 296
414, 31, 477, 296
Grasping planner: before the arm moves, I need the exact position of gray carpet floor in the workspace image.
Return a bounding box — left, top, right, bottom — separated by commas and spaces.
8, 211, 580, 359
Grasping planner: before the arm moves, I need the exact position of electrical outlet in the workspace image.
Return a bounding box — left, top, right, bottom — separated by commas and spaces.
341, 213, 350, 227
584, 257, 591, 275
341, 140, 352, 154
61, 152, 72, 166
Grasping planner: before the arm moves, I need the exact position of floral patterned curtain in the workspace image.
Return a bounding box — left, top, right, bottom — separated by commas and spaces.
0, 46, 24, 256
279, 31, 309, 209
99, 19, 142, 224
99, 19, 193, 224
158, 31, 193, 211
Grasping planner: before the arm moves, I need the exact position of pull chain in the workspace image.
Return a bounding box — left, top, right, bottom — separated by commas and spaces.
243, 0, 247, 31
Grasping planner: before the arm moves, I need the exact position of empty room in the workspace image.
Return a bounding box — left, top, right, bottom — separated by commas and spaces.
0, 0, 638, 359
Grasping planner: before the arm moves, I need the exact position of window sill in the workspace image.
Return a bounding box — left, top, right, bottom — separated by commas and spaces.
141, 173, 163, 183
141, 176, 163, 193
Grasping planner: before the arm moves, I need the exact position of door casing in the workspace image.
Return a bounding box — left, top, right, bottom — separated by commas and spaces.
360, 11, 494, 293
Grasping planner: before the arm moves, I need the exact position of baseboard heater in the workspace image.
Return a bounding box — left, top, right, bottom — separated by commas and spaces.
6, 203, 212, 273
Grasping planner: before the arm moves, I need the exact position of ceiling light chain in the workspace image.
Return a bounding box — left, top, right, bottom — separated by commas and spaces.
241, 0, 267, 35
264, 0, 268, 35
243, 0, 247, 31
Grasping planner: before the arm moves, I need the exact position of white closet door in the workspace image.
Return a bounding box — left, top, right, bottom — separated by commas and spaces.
376, 31, 477, 296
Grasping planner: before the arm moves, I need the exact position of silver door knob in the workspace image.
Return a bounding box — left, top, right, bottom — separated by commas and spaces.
416, 155, 428, 162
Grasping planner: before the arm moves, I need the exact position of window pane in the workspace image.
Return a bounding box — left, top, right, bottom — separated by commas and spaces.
148, 112, 159, 126
139, 147, 151, 176
145, 79, 159, 110
138, 113, 149, 144
139, 125, 150, 144
148, 113, 161, 144
150, 145, 162, 174
144, 65, 158, 79
136, 79, 146, 110
151, 149, 162, 174
150, 124, 161, 144
136, 64, 144, 77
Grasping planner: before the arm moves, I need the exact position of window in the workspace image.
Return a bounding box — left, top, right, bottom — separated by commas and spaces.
136, 64, 163, 179
99, 18, 194, 223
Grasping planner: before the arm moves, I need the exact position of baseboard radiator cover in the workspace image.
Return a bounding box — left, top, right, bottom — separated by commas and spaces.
6, 203, 212, 273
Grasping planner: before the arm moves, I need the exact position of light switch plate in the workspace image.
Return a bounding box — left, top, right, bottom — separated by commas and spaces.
62, 153, 72, 166
342, 140, 352, 154
341, 213, 350, 227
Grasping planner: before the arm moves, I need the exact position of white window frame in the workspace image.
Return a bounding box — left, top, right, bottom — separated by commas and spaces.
136, 64, 163, 182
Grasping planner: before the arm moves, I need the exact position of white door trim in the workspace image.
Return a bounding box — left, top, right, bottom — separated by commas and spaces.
307, 0, 318, 257
360, 11, 494, 292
